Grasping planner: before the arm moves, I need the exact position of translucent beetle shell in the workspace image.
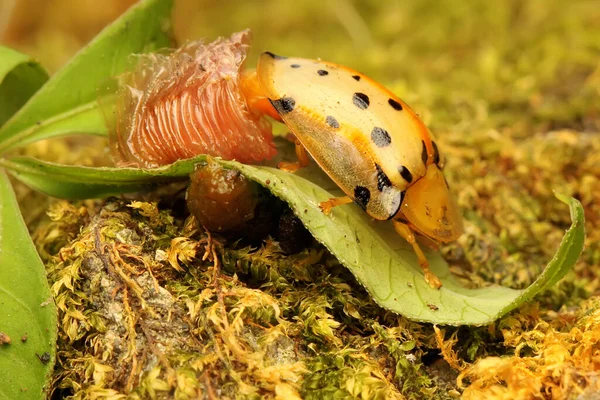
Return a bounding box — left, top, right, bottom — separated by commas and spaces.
107, 30, 276, 168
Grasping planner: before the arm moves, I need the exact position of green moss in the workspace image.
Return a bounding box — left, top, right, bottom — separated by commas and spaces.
14, 0, 600, 397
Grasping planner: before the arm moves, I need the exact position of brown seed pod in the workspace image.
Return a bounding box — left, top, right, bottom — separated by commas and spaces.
186, 158, 262, 234
108, 30, 277, 167
186, 159, 312, 254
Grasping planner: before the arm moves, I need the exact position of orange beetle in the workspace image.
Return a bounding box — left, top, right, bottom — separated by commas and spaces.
247, 52, 463, 289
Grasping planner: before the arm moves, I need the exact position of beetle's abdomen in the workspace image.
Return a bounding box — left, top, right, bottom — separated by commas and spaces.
109, 30, 277, 167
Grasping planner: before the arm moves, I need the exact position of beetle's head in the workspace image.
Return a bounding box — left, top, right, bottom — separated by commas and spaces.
399, 164, 463, 242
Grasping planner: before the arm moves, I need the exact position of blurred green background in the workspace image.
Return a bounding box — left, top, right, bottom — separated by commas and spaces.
2, 0, 598, 137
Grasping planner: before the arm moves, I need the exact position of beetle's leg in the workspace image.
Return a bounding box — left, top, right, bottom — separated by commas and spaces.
392, 220, 442, 289
278, 139, 310, 172
240, 69, 283, 122
319, 196, 353, 215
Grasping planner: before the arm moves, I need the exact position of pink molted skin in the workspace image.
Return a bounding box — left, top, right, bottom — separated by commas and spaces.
109, 30, 277, 167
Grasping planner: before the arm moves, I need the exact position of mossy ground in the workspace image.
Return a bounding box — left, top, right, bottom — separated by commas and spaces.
2, 0, 600, 398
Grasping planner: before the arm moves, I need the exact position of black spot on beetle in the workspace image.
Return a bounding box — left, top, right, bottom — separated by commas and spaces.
354, 186, 371, 210
388, 98, 403, 110
353, 92, 370, 109
290, 64, 301, 68
264, 51, 287, 60
352, 75, 361, 81
375, 164, 392, 191
371, 127, 391, 147
421, 140, 428, 165
269, 97, 296, 114
432, 141, 440, 165
326, 115, 340, 129
317, 69, 329, 76
398, 165, 413, 183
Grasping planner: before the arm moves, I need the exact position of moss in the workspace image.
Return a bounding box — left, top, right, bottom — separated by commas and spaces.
40, 197, 451, 398
7, 0, 600, 398
459, 299, 600, 398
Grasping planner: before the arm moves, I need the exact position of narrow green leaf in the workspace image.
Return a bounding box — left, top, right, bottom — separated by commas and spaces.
0, 156, 200, 199
0, 170, 57, 399
495, 193, 586, 312
1, 155, 584, 325
0, 0, 173, 153
0, 46, 48, 128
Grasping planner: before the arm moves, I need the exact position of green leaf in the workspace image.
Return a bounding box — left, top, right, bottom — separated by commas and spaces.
0, 156, 200, 199
0, 46, 48, 128
0, 170, 57, 399
0, 155, 584, 325
0, 0, 173, 153
223, 163, 585, 325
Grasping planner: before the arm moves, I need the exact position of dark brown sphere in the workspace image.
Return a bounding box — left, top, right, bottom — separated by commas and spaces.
186, 159, 259, 234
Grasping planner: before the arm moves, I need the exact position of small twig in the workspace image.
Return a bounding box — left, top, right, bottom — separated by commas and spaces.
122, 287, 139, 393
203, 370, 218, 400
139, 318, 176, 386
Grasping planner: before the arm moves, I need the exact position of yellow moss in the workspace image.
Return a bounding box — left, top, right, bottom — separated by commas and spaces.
433, 326, 468, 372
12, 0, 600, 398
167, 237, 198, 272
459, 299, 600, 399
